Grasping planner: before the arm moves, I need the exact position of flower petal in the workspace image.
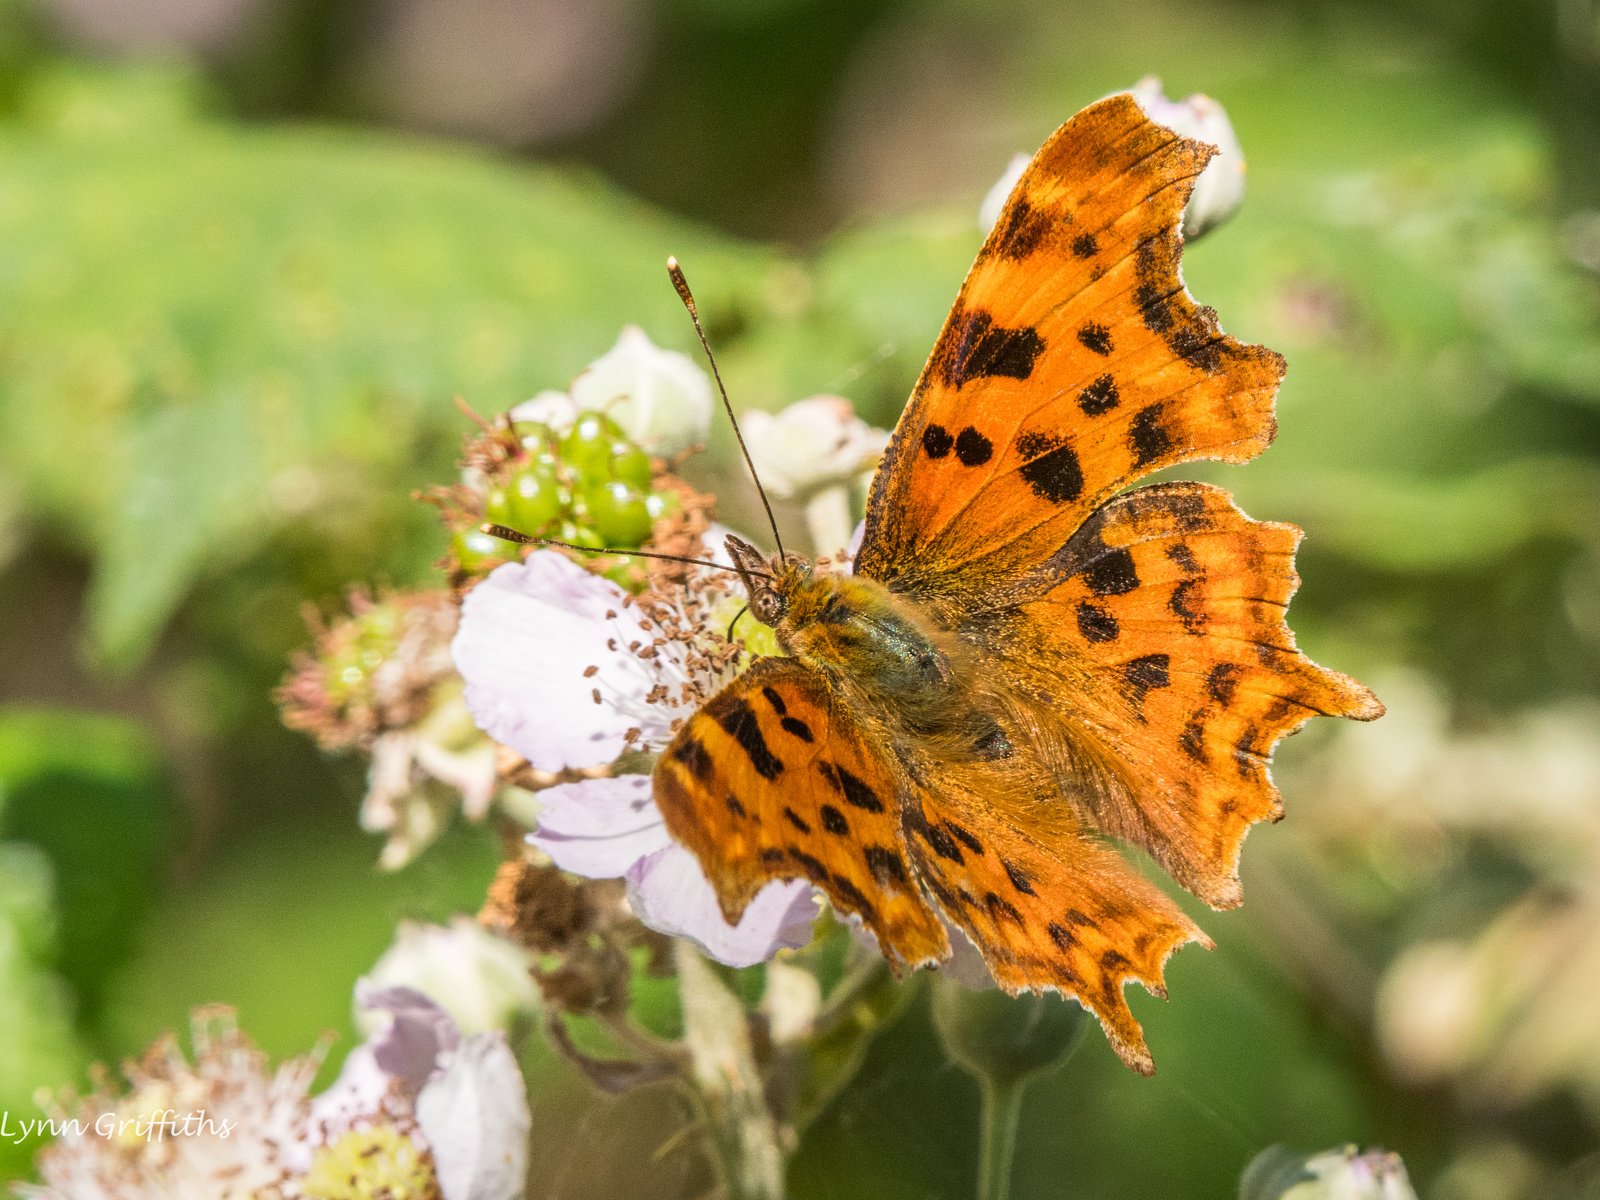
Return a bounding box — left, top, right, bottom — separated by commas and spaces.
453, 554, 667, 771
416, 1033, 532, 1200
527, 775, 672, 879
625, 843, 819, 967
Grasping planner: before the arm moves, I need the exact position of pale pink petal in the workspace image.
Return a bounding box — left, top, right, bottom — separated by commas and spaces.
452, 553, 668, 771
527, 775, 672, 878
416, 1034, 531, 1200
625, 844, 819, 967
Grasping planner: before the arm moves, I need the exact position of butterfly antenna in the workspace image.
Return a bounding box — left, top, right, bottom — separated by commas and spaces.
666, 257, 786, 562
481, 523, 768, 580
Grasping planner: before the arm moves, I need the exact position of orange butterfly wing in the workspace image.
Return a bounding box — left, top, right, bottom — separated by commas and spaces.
857, 92, 1283, 600
968, 482, 1383, 909
653, 656, 950, 972
899, 774, 1209, 1074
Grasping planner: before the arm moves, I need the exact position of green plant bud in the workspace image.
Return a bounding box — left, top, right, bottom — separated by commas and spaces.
452, 527, 506, 573
644, 489, 679, 521
930, 978, 1086, 1088
584, 480, 653, 548
503, 462, 563, 534
608, 441, 653, 491
558, 409, 625, 477
556, 521, 607, 550
600, 554, 646, 591
513, 419, 553, 452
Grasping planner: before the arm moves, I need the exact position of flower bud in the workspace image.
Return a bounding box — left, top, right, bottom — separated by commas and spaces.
569, 325, 713, 456
741, 395, 889, 502
930, 975, 1087, 1087
1128, 76, 1247, 239
361, 917, 539, 1037
1241, 1145, 1419, 1200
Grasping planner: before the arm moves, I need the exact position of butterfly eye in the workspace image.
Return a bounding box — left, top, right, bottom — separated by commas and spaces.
751, 588, 787, 626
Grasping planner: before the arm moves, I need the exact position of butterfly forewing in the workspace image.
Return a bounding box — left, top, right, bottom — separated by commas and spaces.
857, 92, 1284, 602
653, 656, 950, 971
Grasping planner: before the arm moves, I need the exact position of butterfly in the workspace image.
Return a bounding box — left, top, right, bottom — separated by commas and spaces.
652, 92, 1384, 1074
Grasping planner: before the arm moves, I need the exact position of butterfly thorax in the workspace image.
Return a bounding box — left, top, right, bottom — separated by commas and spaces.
724, 534, 996, 754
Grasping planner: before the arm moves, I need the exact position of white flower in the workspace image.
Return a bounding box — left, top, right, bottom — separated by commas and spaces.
1284, 1147, 1419, 1200
451, 551, 819, 968
570, 325, 713, 455
362, 917, 540, 1037
1128, 76, 1247, 239
742, 395, 889, 502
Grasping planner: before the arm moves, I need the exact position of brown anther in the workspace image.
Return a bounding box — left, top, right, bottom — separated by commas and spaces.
583, 664, 599, 678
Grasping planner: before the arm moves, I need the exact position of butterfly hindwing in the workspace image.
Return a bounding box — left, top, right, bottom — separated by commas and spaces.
970, 482, 1383, 907
899, 774, 1209, 1075
653, 656, 951, 971
857, 92, 1283, 600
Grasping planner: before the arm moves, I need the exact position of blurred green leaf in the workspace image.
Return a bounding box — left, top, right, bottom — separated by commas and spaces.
0, 707, 180, 1031
0, 62, 776, 667
0, 841, 86, 1181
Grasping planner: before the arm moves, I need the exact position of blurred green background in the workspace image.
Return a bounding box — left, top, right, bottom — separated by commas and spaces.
2, 0, 1600, 1194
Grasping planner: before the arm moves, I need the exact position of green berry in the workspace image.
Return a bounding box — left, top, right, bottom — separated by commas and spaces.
585, 480, 653, 548
452, 527, 506, 572
556, 521, 607, 550
504, 462, 562, 534
645, 490, 680, 521
609, 442, 653, 491
559, 410, 625, 477
513, 419, 553, 452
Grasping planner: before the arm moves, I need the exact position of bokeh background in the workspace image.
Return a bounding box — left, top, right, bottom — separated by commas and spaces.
3, 0, 1600, 1195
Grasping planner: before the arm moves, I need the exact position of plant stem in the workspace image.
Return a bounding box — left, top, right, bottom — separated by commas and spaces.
978, 1074, 1027, 1200
674, 941, 787, 1200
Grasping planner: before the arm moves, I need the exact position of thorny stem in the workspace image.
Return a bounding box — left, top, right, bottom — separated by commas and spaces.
674, 941, 787, 1200
977, 1074, 1027, 1200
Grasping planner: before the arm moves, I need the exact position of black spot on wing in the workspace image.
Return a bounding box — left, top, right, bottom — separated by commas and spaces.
946, 822, 984, 855
1168, 578, 1206, 635
1124, 654, 1172, 699
940, 308, 1045, 388
829, 874, 877, 922
817, 762, 885, 812
1076, 601, 1120, 643
1166, 542, 1200, 574
673, 736, 714, 781
714, 700, 784, 780
955, 426, 993, 466
783, 807, 811, 834
726, 794, 748, 818
1003, 859, 1036, 895
1077, 323, 1113, 355
1077, 374, 1119, 415
780, 716, 815, 743
1071, 232, 1098, 258
761, 686, 787, 716
1129, 403, 1176, 467
1018, 437, 1084, 504
1082, 548, 1139, 596
922, 424, 952, 459
788, 847, 829, 882
993, 196, 1052, 260
819, 804, 849, 836
985, 892, 1025, 926
1207, 662, 1242, 706
1179, 717, 1206, 762
865, 845, 909, 886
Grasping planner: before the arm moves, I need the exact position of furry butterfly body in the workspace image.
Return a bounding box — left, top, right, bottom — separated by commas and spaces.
653, 93, 1382, 1073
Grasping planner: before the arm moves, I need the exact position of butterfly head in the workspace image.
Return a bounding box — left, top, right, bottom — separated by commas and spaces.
724, 533, 809, 628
